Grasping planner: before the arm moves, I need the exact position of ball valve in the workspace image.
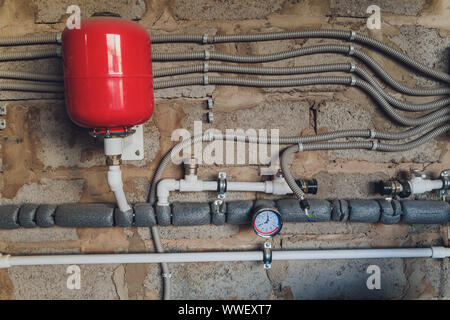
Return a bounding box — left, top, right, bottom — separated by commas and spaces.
62, 17, 154, 212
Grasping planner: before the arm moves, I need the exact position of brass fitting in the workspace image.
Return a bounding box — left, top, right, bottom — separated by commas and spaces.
106, 154, 122, 166
183, 158, 198, 176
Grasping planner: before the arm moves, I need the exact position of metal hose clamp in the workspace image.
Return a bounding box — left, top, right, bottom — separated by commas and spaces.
298, 143, 304, 152
369, 129, 376, 139
348, 46, 355, 56
349, 62, 356, 73
371, 141, 378, 151
56, 33, 62, 44
203, 75, 209, 85
204, 50, 210, 60
202, 34, 209, 44
350, 76, 356, 86
203, 62, 209, 73
162, 273, 172, 278
349, 30, 356, 41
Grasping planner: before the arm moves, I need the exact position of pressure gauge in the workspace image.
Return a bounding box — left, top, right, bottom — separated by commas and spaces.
252, 207, 283, 238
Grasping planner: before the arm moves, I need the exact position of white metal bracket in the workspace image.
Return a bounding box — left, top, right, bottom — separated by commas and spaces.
121, 125, 144, 161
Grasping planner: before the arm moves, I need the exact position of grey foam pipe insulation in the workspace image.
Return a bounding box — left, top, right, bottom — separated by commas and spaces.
0, 199, 448, 229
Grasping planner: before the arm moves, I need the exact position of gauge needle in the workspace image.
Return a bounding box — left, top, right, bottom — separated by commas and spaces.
265, 213, 269, 224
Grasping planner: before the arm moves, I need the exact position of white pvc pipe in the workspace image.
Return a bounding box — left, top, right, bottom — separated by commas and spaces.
107, 165, 131, 212
157, 175, 293, 205
1, 247, 448, 268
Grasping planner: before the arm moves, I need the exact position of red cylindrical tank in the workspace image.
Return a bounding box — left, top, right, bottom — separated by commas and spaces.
62, 17, 154, 131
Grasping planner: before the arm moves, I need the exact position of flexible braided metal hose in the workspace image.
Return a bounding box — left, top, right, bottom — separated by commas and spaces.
0, 70, 62, 82
280, 145, 306, 200
153, 62, 351, 78
353, 66, 450, 111
352, 50, 449, 96
0, 34, 59, 46
0, 81, 64, 93
154, 75, 450, 126
152, 45, 450, 96
153, 62, 450, 111
376, 124, 450, 151
354, 79, 450, 126
151, 29, 450, 83
0, 48, 60, 62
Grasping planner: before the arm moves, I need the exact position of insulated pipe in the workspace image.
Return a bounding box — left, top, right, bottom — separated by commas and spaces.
150, 29, 450, 84
152, 45, 450, 95
0, 199, 448, 228
1, 247, 448, 268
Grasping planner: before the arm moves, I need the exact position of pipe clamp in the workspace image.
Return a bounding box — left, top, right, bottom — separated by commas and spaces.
203, 62, 209, 73
217, 172, 227, 199
202, 34, 208, 44
204, 50, 210, 60
263, 242, 272, 269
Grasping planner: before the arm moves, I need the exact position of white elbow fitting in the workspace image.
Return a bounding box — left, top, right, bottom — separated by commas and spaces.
0, 253, 11, 268
157, 179, 180, 206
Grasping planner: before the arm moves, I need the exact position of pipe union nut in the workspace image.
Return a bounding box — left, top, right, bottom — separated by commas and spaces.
106, 155, 122, 166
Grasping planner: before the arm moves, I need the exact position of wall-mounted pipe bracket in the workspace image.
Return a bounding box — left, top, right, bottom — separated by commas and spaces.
263, 241, 272, 269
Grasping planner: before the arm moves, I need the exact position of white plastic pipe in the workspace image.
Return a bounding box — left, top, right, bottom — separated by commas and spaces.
157, 175, 292, 205
1, 247, 448, 268
104, 137, 131, 212
107, 165, 131, 212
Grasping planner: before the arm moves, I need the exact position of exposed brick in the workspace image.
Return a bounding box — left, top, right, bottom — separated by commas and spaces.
34, 0, 146, 23
172, 0, 283, 20
330, 0, 426, 17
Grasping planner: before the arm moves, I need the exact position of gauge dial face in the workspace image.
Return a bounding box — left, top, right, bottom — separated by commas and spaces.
252, 208, 282, 238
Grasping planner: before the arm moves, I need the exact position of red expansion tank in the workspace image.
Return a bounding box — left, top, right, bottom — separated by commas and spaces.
62, 17, 154, 132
